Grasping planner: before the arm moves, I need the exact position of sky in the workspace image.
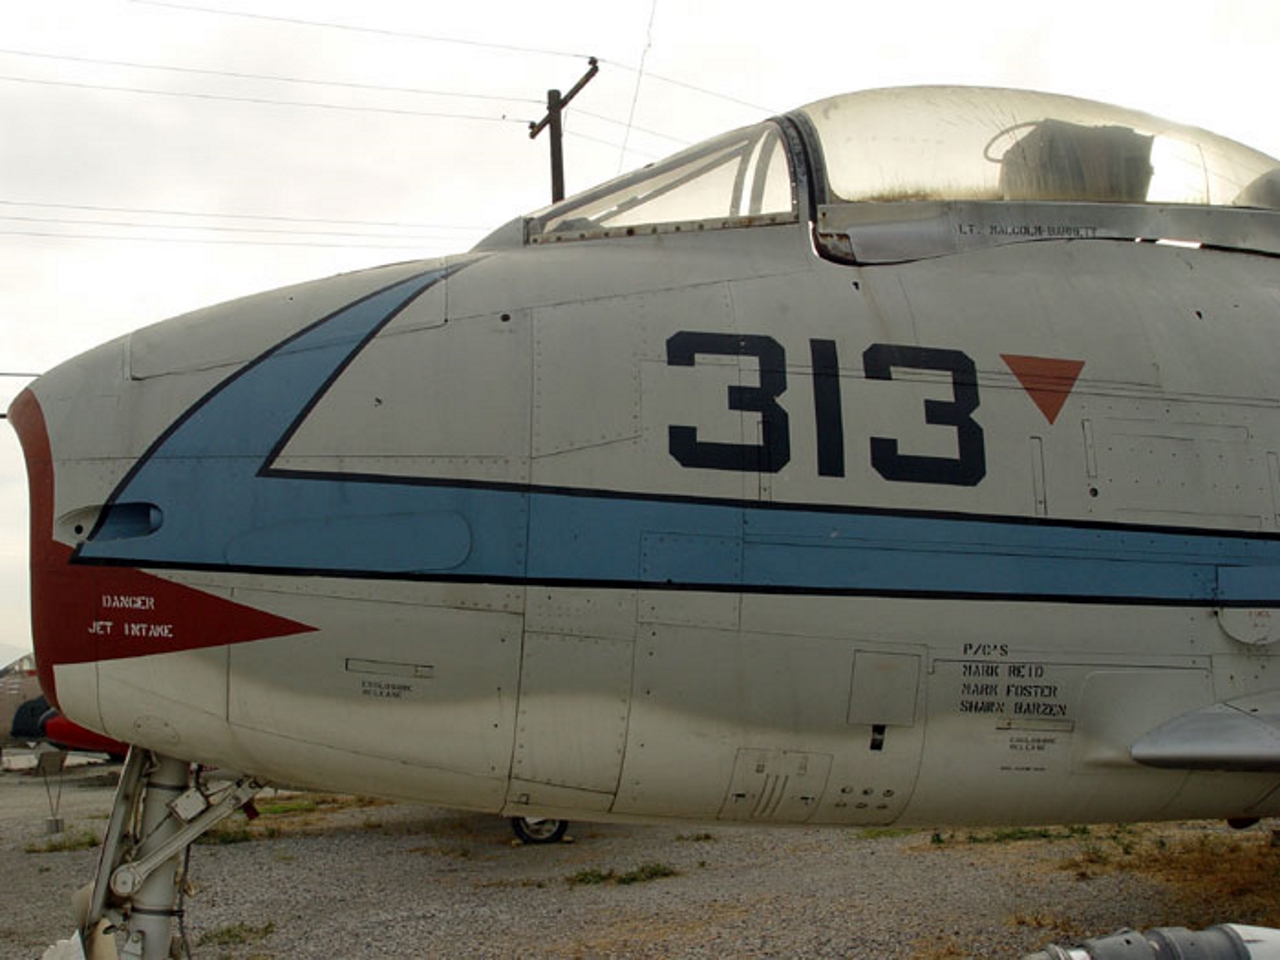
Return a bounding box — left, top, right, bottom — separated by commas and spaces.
2, 0, 1279, 664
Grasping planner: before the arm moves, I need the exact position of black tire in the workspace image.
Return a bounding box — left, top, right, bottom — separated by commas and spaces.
510, 816, 568, 844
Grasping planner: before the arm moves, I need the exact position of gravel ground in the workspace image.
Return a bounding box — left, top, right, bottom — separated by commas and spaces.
0, 753, 1266, 959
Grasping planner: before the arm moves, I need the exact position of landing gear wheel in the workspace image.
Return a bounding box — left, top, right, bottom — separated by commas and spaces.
511, 816, 568, 844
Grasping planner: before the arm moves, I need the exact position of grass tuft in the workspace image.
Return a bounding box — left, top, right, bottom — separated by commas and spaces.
567, 867, 613, 886
566, 861, 680, 886
196, 823, 253, 845
25, 828, 100, 854
858, 827, 916, 840
966, 825, 1090, 844
257, 798, 318, 816
197, 920, 275, 947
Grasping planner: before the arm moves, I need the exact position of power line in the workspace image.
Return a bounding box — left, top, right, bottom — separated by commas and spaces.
0, 214, 456, 241
601, 59, 776, 114
0, 74, 533, 123
0, 199, 481, 231
0, 47, 543, 105
563, 128, 663, 160
0, 46, 691, 149
0, 229, 438, 250
128, 0, 772, 116
573, 107, 687, 146
130, 0, 593, 61
619, 0, 659, 172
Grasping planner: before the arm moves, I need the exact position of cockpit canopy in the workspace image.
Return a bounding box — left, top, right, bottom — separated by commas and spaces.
805, 86, 1279, 209
518, 85, 1280, 247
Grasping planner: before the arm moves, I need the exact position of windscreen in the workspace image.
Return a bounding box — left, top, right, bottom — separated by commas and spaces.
527, 121, 795, 242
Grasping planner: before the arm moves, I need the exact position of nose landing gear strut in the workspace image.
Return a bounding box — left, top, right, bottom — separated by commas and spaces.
50, 747, 261, 960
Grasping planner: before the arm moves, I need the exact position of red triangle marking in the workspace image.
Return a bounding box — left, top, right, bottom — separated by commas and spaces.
38, 543, 318, 668
1001, 354, 1085, 425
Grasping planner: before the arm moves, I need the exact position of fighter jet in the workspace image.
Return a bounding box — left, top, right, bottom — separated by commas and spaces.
14, 86, 1280, 959
1, 652, 41, 748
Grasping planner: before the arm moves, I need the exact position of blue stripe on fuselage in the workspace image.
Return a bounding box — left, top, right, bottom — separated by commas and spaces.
76, 268, 1280, 606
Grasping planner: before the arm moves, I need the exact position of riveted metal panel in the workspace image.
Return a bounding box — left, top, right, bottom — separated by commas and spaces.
512, 632, 632, 794
847, 651, 920, 727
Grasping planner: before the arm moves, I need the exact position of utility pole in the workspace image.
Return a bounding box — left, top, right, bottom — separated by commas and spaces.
529, 57, 599, 203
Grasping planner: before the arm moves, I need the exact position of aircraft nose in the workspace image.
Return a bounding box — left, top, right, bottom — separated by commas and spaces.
7, 319, 299, 718
8, 343, 319, 748
7, 260, 449, 719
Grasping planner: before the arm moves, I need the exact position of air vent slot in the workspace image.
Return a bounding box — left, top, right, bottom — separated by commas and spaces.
93, 502, 163, 541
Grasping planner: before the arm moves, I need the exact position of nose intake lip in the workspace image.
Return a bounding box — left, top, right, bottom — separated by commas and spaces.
7, 388, 64, 709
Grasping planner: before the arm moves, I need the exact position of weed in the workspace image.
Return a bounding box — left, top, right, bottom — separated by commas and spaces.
197, 920, 275, 947
1112, 827, 1280, 927
566, 862, 680, 886
1059, 841, 1116, 880
617, 861, 679, 884
257, 798, 318, 816
25, 828, 100, 853
1097, 824, 1136, 854
185, 792, 393, 846
858, 827, 916, 840
1010, 911, 1048, 927
1080, 843, 1113, 865
909, 933, 971, 959
196, 822, 252, 845
567, 867, 613, 886
965, 825, 1089, 844
674, 831, 716, 842
1008, 909, 1078, 931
